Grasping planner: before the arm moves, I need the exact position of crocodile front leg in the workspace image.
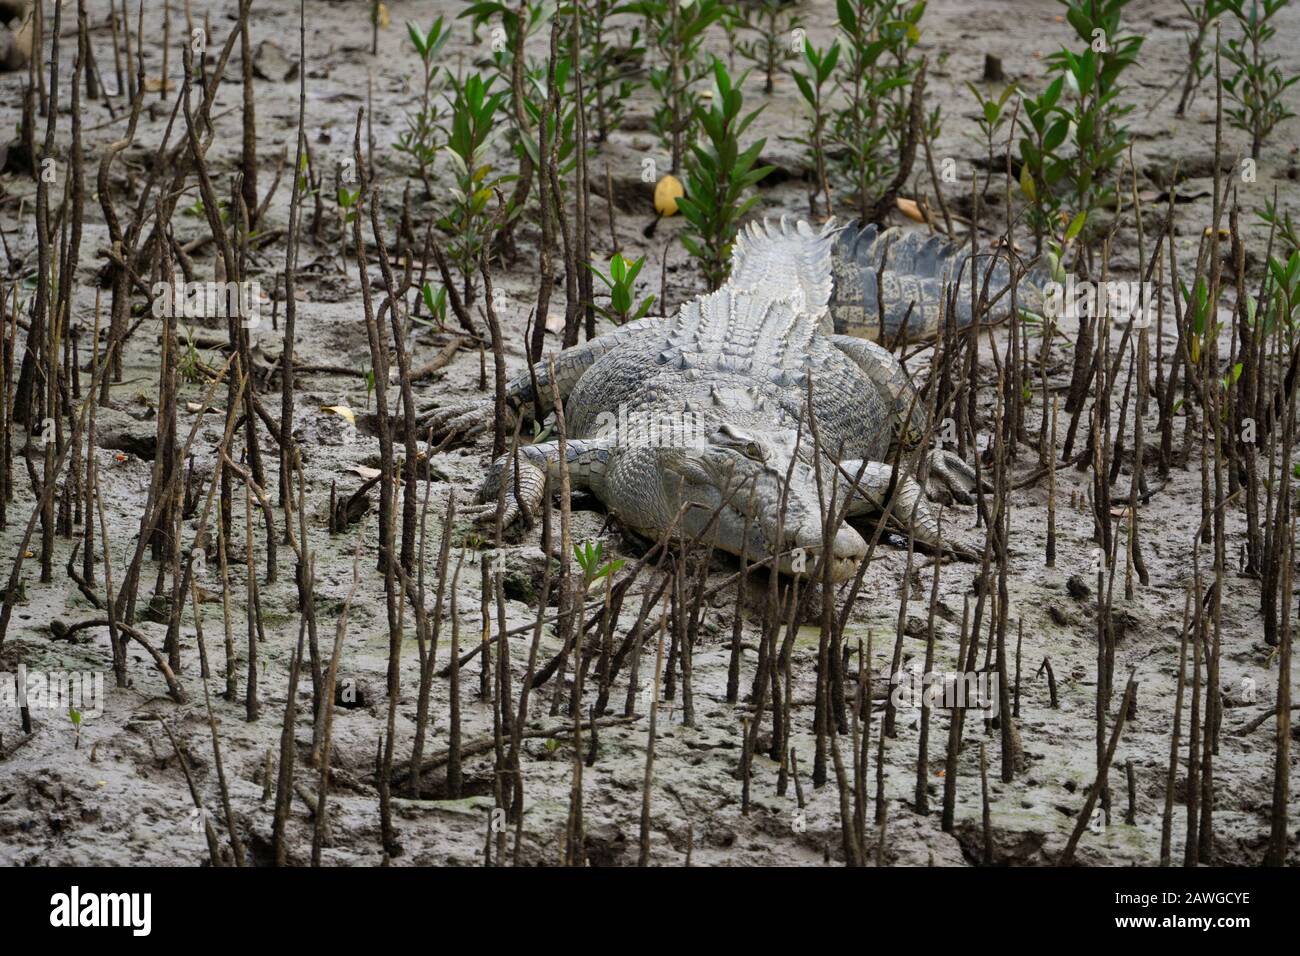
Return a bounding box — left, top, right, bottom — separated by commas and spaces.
464, 437, 616, 528
829, 334, 927, 448
830, 337, 988, 505
837, 455, 987, 560
835, 458, 943, 546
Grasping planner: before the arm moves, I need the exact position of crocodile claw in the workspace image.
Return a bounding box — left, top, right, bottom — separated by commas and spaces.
923, 449, 988, 506
421, 398, 499, 445
459, 499, 521, 531
462, 451, 548, 532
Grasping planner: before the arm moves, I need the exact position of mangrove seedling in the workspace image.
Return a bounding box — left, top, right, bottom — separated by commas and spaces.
575, 539, 625, 588
793, 39, 840, 218
396, 17, 452, 198
1175, 0, 1232, 116
735, 0, 802, 95
831, 0, 928, 220
439, 71, 512, 309
1222, 0, 1299, 159
634, 0, 725, 174
676, 59, 775, 290
588, 253, 656, 325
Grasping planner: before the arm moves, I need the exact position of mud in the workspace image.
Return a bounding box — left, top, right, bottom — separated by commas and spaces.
0, 0, 1297, 866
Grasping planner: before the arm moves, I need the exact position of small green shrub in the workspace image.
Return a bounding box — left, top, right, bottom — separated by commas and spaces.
676, 59, 775, 290
735, 0, 802, 95
396, 17, 452, 198
633, 0, 725, 174
588, 253, 656, 324
1222, 0, 1298, 159
439, 72, 511, 307
831, 0, 927, 220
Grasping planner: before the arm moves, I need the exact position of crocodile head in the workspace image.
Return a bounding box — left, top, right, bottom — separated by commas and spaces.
608, 423, 868, 581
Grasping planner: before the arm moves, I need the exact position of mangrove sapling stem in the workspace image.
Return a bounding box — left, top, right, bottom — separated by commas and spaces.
915, 518, 941, 814
200, 666, 244, 866
1264, 416, 1295, 866
278, 0, 308, 509
1060, 677, 1138, 865
941, 596, 972, 833
507, 474, 554, 828
1125, 759, 1137, 826
447, 551, 467, 798
637, 611, 668, 866
352, 111, 396, 593
270, 623, 306, 865
407, 490, 455, 796
158, 716, 223, 865
243, 484, 263, 722
0, 294, 124, 651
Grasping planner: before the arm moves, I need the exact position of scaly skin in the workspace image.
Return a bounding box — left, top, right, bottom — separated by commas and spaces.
429, 218, 991, 581
828, 222, 1047, 343
0, 0, 32, 73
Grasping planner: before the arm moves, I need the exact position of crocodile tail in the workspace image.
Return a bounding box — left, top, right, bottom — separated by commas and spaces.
726, 216, 847, 326
827, 222, 1050, 343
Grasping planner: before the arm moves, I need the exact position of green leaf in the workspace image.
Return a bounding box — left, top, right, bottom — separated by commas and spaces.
1043, 117, 1069, 152
836, 0, 856, 33
793, 72, 815, 106
1065, 210, 1087, 242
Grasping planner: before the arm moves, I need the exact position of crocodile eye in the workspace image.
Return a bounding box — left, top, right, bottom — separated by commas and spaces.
743, 442, 765, 461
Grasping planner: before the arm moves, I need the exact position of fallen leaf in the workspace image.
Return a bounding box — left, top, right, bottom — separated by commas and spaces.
350, 465, 382, 481
545, 312, 565, 333
320, 405, 356, 426
896, 197, 926, 223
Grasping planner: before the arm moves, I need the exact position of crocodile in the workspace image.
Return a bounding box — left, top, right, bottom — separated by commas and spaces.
429, 218, 1035, 581
0, 0, 32, 73
828, 221, 1046, 343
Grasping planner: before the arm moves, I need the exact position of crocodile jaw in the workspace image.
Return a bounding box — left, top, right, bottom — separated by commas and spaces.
776, 524, 868, 582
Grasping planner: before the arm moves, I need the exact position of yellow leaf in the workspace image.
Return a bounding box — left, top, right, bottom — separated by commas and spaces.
375, 2, 390, 28
320, 405, 356, 426
655, 174, 684, 217
895, 197, 926, 223
1019, 164, 1037, 203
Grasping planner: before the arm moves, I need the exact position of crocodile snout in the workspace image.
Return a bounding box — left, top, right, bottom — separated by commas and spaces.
782, 523, 867, 582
